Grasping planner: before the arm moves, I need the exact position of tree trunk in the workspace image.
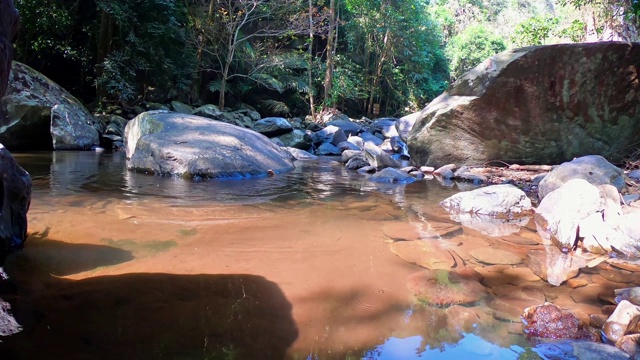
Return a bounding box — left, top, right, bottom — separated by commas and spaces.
96, 9, 113, 102
308, 0, 316, 121
367, 27, 390, 117
323, 0, 335, 110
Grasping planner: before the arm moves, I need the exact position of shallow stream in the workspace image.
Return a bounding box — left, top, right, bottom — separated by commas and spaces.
1, 152, 636, 359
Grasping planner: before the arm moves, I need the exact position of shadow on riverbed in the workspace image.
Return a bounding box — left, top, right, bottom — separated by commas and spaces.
0, 239, 298, 359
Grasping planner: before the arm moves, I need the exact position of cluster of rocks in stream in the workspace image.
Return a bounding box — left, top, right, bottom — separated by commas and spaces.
382, 153, 640, 358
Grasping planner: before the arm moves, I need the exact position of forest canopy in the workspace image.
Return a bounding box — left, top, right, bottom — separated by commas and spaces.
12, 0, 640, 118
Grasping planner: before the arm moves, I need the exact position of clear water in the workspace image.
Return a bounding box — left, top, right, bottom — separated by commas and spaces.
0, 151, 572, 359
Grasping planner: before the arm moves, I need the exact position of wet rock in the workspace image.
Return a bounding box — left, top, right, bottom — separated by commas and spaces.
538, 155, 626, 201
525, 248, 589, 286
532, 339, 630, 360
440, 184, 533, 217
369, 168, 416, 184
357, 166, 377, 174
341, 150, 363, 164
522, 303, 593, 340
363, 142, 401, 169
389, 240, 455, 270
124, 111, 294, 178
315, 142, 341, 155
407, 269, 487, 306
603, 300, 640, 344
311, 125, 347, 146
420, 166, 435, 173
325, 118, 362, 136
434, 164, 457, 175
448, 212, 530, 237
534, 179, 606, 252
276, 129, 311, 150
616, 334, 640, 357
1, 62, 99, 150
286, 147, 317, 161
470, 247, 522, 265
345, 156, 369, 171
454, 172, 487, 184
567, 278, 589, 289
407, 43, 640, 168
0, 143, 31, 263
599, 264, 637, 284
615, 288, 640, 306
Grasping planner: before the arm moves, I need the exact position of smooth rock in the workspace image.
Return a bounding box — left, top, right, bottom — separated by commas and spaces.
1, 62, 99, 150
0, 143, 31, 262
325, 119, 362, 136
538, 155, 626, 201
124, 111, 294, 178
363, 142, 401, 169
440, 184, 533, 216
311, 125, 347, 146
526, 248, 588, 286
170, 101, 194, 114
371, 118, 399, 138
604, 300, 640, 344
396, 112, 419, 142
253, 117, 293, 137
286, 147, 317, 160
345, 156, 369, 171
341, 150, 364, 164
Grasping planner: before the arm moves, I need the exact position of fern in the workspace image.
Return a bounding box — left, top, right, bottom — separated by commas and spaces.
261, 100, 290, 116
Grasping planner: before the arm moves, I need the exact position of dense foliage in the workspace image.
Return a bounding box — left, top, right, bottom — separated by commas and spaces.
12, 0, 640, 117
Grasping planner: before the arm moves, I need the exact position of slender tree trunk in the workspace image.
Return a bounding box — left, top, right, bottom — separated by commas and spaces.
96, 9, 113, 102
219, 42, 235, 110
367, 27, 390, 117
323, 0, 335, 110
308, 0, 316, 121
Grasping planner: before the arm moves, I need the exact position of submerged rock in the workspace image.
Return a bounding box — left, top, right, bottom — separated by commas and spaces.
522, 303, 595, 341
124, 111, 294, 178
407, 269, 487, 306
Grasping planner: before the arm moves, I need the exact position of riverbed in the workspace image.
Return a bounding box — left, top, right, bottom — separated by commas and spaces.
0, 151, 633, 359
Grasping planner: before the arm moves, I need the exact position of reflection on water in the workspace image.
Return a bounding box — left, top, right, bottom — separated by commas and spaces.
1, 152, 563, 359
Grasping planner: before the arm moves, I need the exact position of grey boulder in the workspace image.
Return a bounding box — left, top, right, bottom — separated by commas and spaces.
124, 111, 294, 178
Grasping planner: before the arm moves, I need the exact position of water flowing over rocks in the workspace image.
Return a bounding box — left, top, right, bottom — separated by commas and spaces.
0, 62, 99, 150
407, 42, 640, 168
124, 111, 295, 178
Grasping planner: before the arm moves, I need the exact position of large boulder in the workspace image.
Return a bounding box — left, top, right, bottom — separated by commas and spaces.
0, 143, 30, 263
124, 111, 295, 178
407, 43, 640, 167
252, 117, 292, 137
0, 62, 99, 150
